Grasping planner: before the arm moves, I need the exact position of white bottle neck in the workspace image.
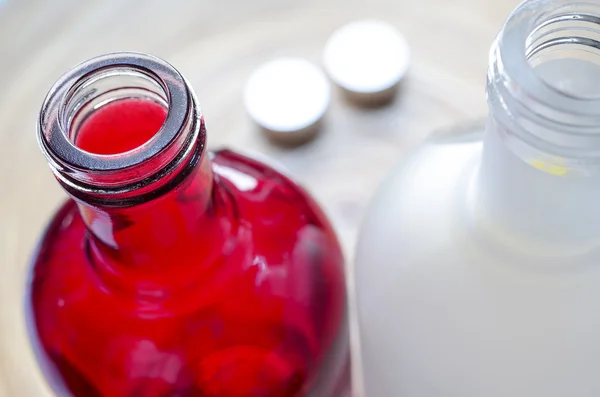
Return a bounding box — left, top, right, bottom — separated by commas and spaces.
475, 118, 600, 251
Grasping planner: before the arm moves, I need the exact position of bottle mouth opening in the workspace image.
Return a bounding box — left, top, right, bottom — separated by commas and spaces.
526, 11, 600, 100
495, 0, 600, 115
38, 52, 202, 191
65, 68, 169, 155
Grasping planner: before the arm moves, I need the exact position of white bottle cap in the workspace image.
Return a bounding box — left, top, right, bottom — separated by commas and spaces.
324, 19, 410, 105
244, 58, 331, 145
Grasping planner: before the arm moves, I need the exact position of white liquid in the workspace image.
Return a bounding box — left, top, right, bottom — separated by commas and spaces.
355, 58, 600, 397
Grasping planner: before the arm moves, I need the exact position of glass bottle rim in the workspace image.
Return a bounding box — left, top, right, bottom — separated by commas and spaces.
37, 52, 204, 196
496, 0, 600, 117
488, 0, 600, 174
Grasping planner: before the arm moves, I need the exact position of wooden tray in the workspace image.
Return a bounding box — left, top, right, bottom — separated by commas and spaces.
0, 0, 516, 395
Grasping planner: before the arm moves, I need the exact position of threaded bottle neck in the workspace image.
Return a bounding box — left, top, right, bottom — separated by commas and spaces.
487, 0, 600, 176
37, 52, 206, 207
476, 0, 600, 250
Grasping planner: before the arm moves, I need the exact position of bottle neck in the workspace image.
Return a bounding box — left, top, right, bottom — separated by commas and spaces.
38, 53, 218, 276
474, 0, 600, 251
78, 149, 214, 268
476, 117, 600, 250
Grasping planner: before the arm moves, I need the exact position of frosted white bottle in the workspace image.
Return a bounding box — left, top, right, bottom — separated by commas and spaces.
355, 1, 600, 396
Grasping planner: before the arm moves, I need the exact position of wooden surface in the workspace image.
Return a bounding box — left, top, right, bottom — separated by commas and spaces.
0, 0, 519, 395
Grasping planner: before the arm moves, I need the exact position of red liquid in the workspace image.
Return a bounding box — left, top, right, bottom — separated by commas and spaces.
75, 99, 168, 154
28, 99, 348, 396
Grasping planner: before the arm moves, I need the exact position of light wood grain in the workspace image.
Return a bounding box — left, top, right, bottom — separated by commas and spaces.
0, 0, 519, 395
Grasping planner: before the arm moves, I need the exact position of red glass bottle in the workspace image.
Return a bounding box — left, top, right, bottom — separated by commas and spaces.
27, 52, 350, 397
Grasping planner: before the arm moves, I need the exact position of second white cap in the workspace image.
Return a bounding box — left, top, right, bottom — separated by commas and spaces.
324, 19, 410, 104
